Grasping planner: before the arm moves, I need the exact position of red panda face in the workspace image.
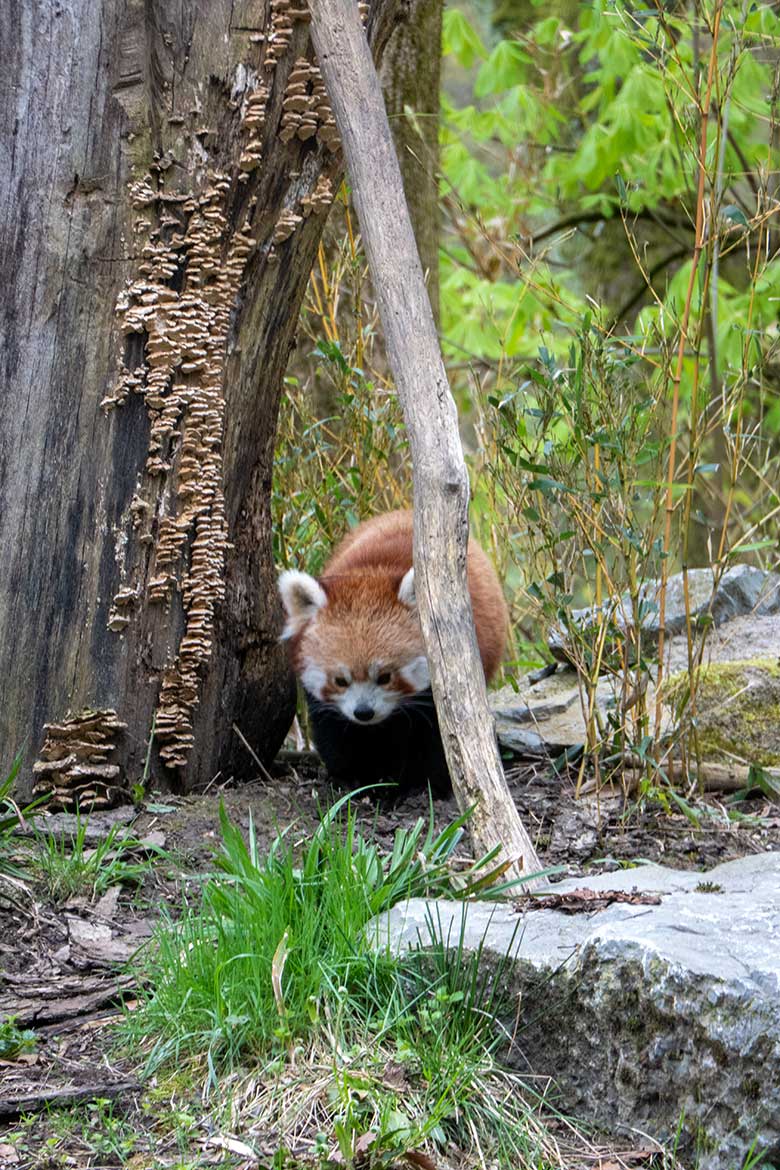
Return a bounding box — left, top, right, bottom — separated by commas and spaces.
278, 568, 430, 725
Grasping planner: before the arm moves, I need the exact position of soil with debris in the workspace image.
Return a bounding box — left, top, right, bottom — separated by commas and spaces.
134, 754, 780, 876
2, 755, 779, 1169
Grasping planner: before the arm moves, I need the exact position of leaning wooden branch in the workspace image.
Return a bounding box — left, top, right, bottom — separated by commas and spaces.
309, 0, 545, 886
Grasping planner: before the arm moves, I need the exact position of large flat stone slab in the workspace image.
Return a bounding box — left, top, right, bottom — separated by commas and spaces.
371, 855, 780, 1170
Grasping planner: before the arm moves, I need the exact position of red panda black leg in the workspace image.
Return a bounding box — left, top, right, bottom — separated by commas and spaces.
305, 690, 451, 797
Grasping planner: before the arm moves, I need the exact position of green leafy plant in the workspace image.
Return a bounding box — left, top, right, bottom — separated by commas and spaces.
0, 748, 45, 880
476, 324, 669, 784
129, 793, 551, 1072
32, 817, 160, 905
440, 0, 780, 790
126, 795, 559, 1168
0, 1016, 37, 1060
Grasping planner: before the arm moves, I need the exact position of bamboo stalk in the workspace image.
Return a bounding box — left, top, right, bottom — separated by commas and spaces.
654, 1, 726, 765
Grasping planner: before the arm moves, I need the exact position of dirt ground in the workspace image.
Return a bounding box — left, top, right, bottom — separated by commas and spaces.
2, 756, 779, 1169
131, 753, 780, 877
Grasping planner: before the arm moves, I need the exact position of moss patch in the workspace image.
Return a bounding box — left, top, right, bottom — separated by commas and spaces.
667, 658, 780, 767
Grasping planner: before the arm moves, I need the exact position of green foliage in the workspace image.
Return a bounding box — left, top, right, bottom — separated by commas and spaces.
0, 1016, 37, 1060
474, 321, 670, 766
129, 794, 548, 1073
0, 748, 45, 880
126, 796, 557, 1167
32, 818, 161, 905
274, 346, 408, 576
0, 748, 26, 837
439, 0, 780, 778
440, 0, 780, 400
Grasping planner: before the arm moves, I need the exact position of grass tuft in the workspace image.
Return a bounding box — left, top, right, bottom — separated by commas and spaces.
31, 817, 160, 905
125, 795, 559, 1167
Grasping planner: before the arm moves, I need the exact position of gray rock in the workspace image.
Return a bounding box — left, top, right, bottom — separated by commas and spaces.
497, 594, 780, 757
665, 658, 780, 768
491, 670, 670, 752
491, 671, 624, 751
645, 563, 780, 635
370, 854, 780, 1170
666, 613, 780, 673
549, 565, 780, 661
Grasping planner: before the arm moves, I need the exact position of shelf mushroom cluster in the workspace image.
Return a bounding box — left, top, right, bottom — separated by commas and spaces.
100, 9, 345, 775
32, 710, 129, 811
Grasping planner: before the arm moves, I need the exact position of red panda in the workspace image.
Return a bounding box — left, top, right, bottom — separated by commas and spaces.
278, 510, 508, 793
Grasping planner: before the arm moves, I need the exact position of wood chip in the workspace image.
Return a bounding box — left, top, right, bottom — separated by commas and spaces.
0, 975, 135, 1026
515, 887, 662, 914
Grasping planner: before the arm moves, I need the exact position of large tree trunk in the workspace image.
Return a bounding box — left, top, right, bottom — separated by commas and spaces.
0, 0, 399, 802
381, 0, 442, 324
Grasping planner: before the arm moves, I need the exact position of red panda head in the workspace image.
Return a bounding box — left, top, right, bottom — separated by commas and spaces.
278, 567, 430, 725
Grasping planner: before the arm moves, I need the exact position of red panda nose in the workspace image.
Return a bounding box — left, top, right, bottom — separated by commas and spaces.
353, 705, 375, 723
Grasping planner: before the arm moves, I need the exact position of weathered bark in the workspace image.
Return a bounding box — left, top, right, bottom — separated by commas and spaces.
381, 0, 442, 324
0, 1081, 142, 1120
0, 0, 399, 799
310, 0, 546, 886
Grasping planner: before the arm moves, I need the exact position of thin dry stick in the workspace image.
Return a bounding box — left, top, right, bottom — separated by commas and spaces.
309, 0, 545, 885
677, 67, 738, 771
232, 722, 276, 786
654, 0, 726, 764
308, 257, 336, 342
317, 244, 339, 340
341, 191, 366, 371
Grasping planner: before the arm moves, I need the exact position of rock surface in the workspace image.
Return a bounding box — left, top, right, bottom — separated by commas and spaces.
495, 565, 780, 759
639, 563, 780, 634
371, 854, 780, 1170
491, 671, 624, 752
667, 658, 780, 768
548, 565, 780, 660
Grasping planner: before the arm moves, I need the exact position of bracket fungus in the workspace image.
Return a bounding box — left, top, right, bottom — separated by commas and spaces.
301, 173, 333, 217
239, 82, 270, 175
100, 6, 345, 779
279, 58, 340, 152
264, 0, 310, 69
273, 207, 304, 243
106, 160, 261, 772
32, 710, 129, 811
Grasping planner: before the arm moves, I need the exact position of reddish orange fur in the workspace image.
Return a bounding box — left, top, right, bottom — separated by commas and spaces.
291, 511, 508, 681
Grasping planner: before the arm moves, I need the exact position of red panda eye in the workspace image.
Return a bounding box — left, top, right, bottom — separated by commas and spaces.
334, 675, 349, 687
376, 671, 392, 686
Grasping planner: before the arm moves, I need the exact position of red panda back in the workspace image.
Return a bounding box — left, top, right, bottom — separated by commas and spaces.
322, 511, 508, 681
324, 511, 415, 576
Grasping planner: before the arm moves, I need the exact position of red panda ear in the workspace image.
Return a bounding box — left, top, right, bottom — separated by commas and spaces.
397, 567, 416, 608
278, 570, 328, 639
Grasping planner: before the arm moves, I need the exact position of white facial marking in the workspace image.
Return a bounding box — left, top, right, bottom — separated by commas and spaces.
399, 655, 430, 693
300, 663, 328, 699
397, 567, 416, 608
336, 680, 399, 724
278, 570, 327, 639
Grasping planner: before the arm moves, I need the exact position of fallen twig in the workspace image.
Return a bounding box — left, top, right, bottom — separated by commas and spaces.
0, 1078, 141, 1119
515, 888, 662, 914
0, 974, 136, 1027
